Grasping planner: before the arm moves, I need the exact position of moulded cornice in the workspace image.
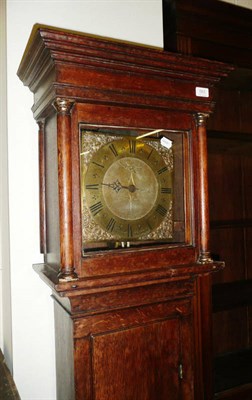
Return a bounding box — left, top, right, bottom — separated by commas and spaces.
17, 24, 234, 120
18, 24, 233, 87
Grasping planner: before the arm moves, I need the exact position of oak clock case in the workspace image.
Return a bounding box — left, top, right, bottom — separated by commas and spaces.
80, 126, 187, 253
17, 25, 233, 400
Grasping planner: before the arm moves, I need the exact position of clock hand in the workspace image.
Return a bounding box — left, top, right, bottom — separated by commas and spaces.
122, 184, 138, 193
102, 179, 139, 193
101, 180, 122, 193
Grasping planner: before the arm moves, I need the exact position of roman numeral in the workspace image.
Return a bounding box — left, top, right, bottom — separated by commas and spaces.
90, 201, 103, 216
161, 187, 172, 194
157, 166, 168, 175
109, 143, 118, 157
86, 184, 99, 190
129, 140, 136, 153
92, 161, 104, 168
156, 204, 167, 217
106, 218, 116, 233
147, 221, 153, 232
147, 149, 154, 160
127, 224, 133, 237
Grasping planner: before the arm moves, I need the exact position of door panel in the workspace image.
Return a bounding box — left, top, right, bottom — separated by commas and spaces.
92, 319, 182, 400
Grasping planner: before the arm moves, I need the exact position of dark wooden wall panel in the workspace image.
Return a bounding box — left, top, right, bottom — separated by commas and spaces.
246, 228, 252, 280
208, 89, 252, 136
211, 228, 245, 284
207, 90, 240, 133
163, 0, 252, 394
213, 308, 248, 355
243, 156, 252, 219
208, 134, 252, 357
208, 152, 243, 222
248, 305, 252, 349
163, 0, 252, 69
240, 92, 252, 133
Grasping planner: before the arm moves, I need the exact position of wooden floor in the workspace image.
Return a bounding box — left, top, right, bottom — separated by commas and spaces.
0, 350, 20, 400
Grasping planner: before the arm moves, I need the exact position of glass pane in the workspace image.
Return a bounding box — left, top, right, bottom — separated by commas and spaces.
79, 125, 188, 253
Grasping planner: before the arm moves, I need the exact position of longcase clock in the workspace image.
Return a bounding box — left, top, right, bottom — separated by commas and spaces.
17, 25, 232, 400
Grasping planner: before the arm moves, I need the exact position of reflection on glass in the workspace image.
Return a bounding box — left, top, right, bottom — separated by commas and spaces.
79, 125, 188, 253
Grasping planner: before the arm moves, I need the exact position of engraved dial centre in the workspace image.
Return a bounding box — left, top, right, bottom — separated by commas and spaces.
102, 157, 158, 220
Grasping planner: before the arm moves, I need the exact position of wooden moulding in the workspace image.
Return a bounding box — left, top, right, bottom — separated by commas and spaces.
33, 260, 224, 298
17, 24, 233, 120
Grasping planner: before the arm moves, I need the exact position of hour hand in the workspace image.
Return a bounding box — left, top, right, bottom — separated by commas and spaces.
101, 180, 122, 192
102, 179, 139, 193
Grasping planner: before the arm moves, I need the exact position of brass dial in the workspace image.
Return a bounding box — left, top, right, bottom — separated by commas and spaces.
84, 138, 172, 240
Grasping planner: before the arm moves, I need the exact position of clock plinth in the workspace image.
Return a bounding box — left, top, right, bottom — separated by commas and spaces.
18, 25, 233, 400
